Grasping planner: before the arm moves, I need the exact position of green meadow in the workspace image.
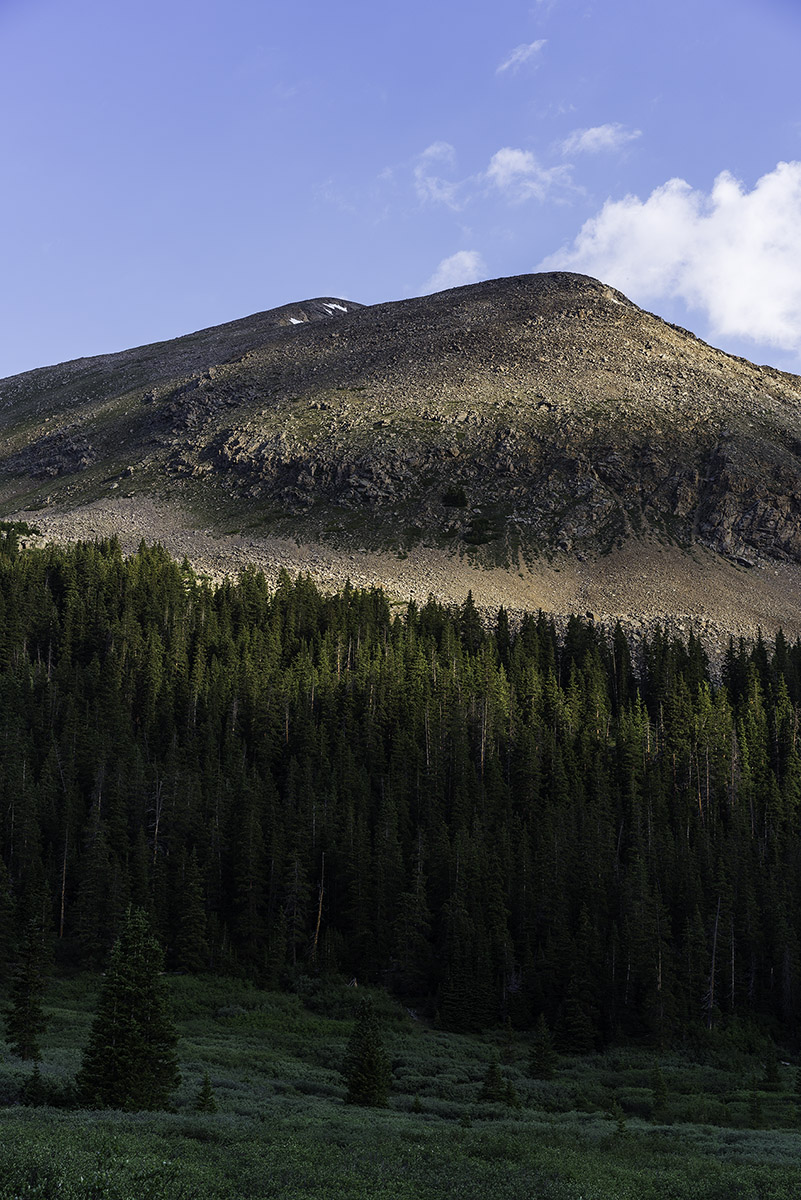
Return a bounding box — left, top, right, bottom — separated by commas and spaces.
1, 974, 800, 1200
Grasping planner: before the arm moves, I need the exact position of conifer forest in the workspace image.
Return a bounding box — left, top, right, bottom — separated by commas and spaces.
2, 529, 801, 1052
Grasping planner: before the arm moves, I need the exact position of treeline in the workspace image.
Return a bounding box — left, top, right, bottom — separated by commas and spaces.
2, 535, 801, 1047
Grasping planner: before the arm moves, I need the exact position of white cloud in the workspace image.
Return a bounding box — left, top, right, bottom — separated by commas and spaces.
411, 140, 572, 214
561, 123, 641, 155
540, 162, 801, 355
486, 147, 572, 202
424, 250, 487, 294
414, 142, 464, 210
496, 39, 546, 74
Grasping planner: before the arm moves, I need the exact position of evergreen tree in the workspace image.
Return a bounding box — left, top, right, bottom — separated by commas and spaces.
748, 1075, 763, 1128
20, 1061, 47, 1106
478, 1057, 506, 1103
4, 916, 48, 1061
342, 996, 390, 1107
762, 1044, 781, 1092
610, 1096, 627, 1136
558, 972, 599, 1053
529, 1012, 558, 1079
651, 1063, 668, 1120
0, 859, 14, 971
173, 849, 209, 972
195, 1070, 217, 1113
75, 907, 179, 1110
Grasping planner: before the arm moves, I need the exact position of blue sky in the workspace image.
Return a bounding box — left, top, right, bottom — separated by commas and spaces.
1, 0, 800, 377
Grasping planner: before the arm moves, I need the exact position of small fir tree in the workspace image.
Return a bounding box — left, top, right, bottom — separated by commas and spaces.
478, 1058, 506, 1103
0, 859, 14, 971
651, 1063, 668, 1119
173, 849, 209, 973
20, 1062, 47, 1106
762, 1045, 781, 1092
4, 916, 49, 1062
529, 1013, 558, 1080
748, 1076, 763, 1128
195, 1070, 217, 1113
558, 975, 598, 1054
342, 996, 390, 1107
75, 907, 179, 1110
610, 1097, 627, 1136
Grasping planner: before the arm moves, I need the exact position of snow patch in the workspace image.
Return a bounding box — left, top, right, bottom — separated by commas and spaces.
323, 303, 348, 313
289, 318, 304, 325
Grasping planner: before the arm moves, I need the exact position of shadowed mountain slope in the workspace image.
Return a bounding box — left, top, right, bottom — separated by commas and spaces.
3, 272, 801, 640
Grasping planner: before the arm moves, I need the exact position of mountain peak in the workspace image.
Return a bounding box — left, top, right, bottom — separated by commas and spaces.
3, 273, 801, 644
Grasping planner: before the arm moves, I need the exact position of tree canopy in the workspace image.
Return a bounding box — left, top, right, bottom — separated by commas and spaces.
2, 539, 801, 1044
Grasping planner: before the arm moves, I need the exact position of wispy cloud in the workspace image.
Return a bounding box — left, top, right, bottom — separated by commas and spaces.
414, 142, 465, 210
410, 140, 574, 214
424, 250, 487, 294
486, 147, 572, 202
540, 161, 801, 357
561, 123, 641, 155
496, 39, 546, 74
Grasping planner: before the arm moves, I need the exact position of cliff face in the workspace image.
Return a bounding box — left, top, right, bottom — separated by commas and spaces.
3, 272, 801, 637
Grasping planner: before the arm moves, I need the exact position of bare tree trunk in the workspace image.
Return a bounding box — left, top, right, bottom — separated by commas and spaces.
311, 853, 325, 965
706, 895, 721, 1028
59, 835, 68, 939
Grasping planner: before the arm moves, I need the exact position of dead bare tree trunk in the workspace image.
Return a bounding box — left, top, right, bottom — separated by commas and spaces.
311, 852, 325, 965
706, 895, 721, 1028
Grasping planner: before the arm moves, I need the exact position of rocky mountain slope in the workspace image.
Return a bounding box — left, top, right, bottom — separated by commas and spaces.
3, 272, 801, 641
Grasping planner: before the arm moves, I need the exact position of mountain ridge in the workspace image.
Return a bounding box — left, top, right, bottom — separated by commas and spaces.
3, 271, 801, 643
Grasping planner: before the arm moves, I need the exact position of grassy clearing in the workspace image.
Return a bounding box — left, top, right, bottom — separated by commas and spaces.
2, 975, 801, 1198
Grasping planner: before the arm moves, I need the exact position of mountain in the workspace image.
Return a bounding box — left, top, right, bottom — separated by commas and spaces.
3, 271, 801, 642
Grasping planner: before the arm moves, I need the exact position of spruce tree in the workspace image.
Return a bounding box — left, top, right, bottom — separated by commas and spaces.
4, 916, 48, 1062
342, 996, 390, 1107
0, 860, 14, 972
173, 849, 209, 973
76, 906, 179, 1110
529, 1013, 558, 1079
762, 1044, 781, 1092
20, 1062, 47, 1106
748, 1075, 763, 1128
195, 1070, 217, 1113
478, 1057, 506, 1103
651, 1063, 668, 1118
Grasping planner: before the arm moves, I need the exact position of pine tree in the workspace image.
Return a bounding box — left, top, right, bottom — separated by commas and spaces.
20, 1061, 48, 1106
651, 1063, 668, 1109
748, 1075, 763, 1127
478, 1057, 506, 1102
173, 849, 209, 972
762, 1043, 781, 1092
75, 907, 179, 1110
4, 916, 49, 1061
342, 996, 390, 1107
610, 1096, 627, 1136
529, 1012, 558, 1079
195, 1070, 217, 1113
0, 859, 14, 971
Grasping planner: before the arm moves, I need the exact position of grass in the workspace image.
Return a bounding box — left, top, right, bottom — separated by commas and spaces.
1, 975, 801, 1197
